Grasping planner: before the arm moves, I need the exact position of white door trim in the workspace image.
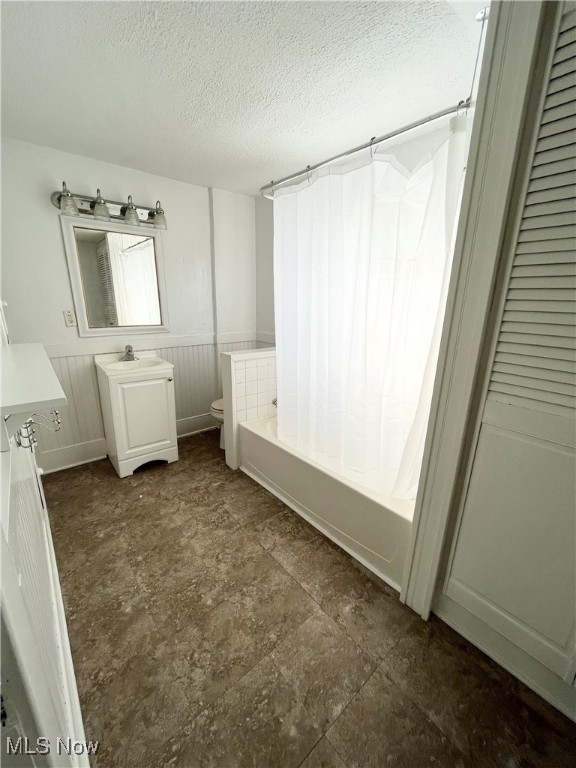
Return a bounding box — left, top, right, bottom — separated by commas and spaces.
401, 0, 548, 618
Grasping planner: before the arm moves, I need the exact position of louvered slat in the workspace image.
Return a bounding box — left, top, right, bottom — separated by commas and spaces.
517, 224, 575, 242
493, 361, 575, 385
503, 311, 574, 324
544, 84, 576, 111
490, 382, 574, 408
491, 371, 575, 397
541, 98, 576, 124
533, 141, 576, 166
509, 275, 575, 288
488, 390, 574, 418
553, 37, 576, 64
527, 169, 575, 193
501, 322, 575, 339
516, 237, 574, 253
505, 300, 574, 314
499, 332, 575, 349
497, 341, 576, 362
523, 198, 576, 217
548, 72, 576, 96
495, 350, 576, 374
511, 263, 576, 277
514, 250, 575, 266
539, 113, 576, 138
520, 211, 576, 229
557, 23, 576, 46
551, 57, 576, 84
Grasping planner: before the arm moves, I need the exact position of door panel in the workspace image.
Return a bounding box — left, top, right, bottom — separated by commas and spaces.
446, 425, 575, 676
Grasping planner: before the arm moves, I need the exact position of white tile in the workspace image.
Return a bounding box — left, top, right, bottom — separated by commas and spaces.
247, 407, 258, 421
257, 406, 269, 419
268, 365, 277, 378
266, 404, 276, 417
257, 365, 268, 380
236, 396, 246, 411
235, 361, 246, 370
235, 383, 246, 397
246, 394, 257, 409
268, 378, 277, 392
257, 379, 268, 393
246, 380, 258, 396
237, 409, 246, 423
246, 368, 258, 382
246, 359, 258, 368
257, 392, 268, 406
235, 369, 246, 384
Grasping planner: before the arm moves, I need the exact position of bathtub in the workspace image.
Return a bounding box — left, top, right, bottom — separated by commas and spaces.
239, 417, 414, 591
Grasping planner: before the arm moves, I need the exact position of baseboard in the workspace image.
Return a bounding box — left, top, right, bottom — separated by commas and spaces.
177, 414, 217, 437
37, 439, 107, 474
38, 416, 218, 474
435, 594, 576, 721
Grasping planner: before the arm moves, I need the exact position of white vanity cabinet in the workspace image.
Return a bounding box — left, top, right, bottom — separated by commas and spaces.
95, 352, 178, 478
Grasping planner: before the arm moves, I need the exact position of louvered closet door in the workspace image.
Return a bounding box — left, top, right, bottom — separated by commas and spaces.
96, 240, 118, 327
443, 2, 576, 683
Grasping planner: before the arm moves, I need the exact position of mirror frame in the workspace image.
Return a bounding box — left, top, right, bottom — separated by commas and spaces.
60, 215, 170, 337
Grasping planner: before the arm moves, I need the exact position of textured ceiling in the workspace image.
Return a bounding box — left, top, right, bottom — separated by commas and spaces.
1, 1, 485, 195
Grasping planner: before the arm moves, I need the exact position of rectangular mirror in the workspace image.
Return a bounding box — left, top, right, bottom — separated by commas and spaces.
61, 218, 169, 337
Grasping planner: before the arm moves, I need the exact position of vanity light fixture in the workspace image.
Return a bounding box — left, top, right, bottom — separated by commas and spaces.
149, 201, 167, 230
50, 186, 167, 228
92, 189, 111, 221
58, 182, 80, 217
123, 195, 140, 226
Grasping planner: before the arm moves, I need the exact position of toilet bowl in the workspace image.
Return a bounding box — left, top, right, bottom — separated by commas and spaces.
210, 398, 225, 449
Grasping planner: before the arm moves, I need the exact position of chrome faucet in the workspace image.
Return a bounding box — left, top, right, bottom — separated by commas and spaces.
119, 344, 137, 361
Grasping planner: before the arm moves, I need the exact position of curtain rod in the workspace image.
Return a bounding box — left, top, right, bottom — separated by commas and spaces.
259, 98, 471, 197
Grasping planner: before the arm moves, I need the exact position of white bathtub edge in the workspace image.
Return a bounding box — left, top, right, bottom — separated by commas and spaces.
240, 460, 402, 594
240, 418, 415, 522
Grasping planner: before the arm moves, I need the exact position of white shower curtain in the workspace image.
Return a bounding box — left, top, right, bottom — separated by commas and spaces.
273, 115, 467, 498
107, 233, 161, 326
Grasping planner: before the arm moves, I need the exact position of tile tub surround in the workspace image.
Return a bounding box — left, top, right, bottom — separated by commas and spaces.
221, 347, 276, 469
43, 431, 576, 768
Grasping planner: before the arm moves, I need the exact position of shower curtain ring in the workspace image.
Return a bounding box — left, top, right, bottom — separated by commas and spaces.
370, 137, 377, 158
306, 165, 312, 183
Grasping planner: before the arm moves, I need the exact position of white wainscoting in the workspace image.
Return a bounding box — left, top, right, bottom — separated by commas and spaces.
37, 339, 264, 473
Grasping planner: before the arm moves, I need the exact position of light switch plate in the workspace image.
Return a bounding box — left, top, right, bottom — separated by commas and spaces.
63, 309, 77, 327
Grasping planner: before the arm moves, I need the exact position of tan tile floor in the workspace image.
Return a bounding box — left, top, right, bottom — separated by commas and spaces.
44, 431, 576, 768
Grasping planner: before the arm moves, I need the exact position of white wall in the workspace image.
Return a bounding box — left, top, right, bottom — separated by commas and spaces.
2, 138, 214, 345
0, 138, 263, 470
212, 188, 256, 339
255, 196, 275, 342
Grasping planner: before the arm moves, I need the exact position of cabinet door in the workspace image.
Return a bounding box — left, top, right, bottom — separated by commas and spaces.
113, 375, 176, 459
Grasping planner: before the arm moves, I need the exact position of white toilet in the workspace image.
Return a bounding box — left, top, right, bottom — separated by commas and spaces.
210, 398, 225, 448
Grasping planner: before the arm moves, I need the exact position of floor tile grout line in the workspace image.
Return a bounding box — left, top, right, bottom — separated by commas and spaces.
268, 633, 374, 768
375, 668, 470, 763
244, 526, 397, 665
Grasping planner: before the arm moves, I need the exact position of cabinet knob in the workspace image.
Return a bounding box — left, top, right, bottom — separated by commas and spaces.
168, 377, 173, 382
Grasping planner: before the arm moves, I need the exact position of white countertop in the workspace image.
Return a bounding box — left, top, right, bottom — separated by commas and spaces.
1, 343, 67, 416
